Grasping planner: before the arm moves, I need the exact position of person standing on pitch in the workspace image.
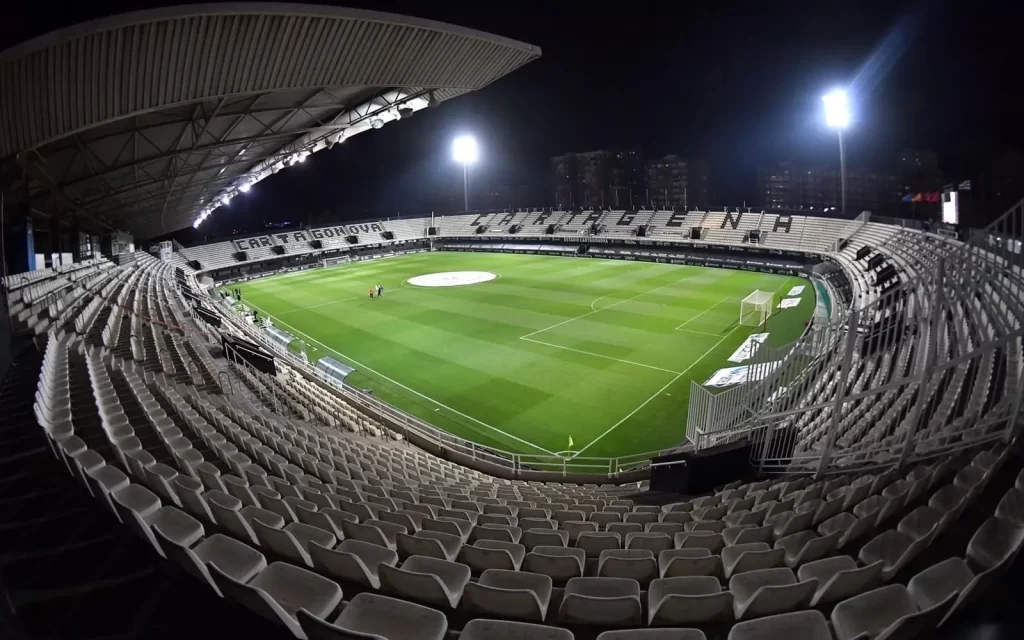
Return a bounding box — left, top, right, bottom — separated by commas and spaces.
368, 287, 374, 300
376, 284, 383, 298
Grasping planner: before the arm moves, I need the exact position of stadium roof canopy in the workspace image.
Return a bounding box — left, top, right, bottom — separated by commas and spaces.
0, 3, 540, 239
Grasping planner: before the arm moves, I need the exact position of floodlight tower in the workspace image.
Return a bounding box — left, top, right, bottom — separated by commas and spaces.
452, 135, 478, 212
822, 89, 851, 215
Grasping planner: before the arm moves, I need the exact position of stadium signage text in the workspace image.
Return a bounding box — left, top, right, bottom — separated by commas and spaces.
231, 223, 386, 251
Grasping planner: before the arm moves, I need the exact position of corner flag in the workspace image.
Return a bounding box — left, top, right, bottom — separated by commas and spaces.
568, 436, 574, 449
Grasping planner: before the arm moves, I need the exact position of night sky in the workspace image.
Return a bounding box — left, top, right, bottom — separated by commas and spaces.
3, 0, 1021, 239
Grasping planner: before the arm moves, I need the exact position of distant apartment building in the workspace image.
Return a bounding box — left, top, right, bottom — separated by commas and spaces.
644, 155, 710, 210
757, 161, 901, 215
550, 148, 643, 209
896, 149, 942, 195
551, 149, 707, 209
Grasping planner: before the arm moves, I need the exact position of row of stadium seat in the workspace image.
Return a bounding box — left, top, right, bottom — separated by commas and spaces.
27, 251, 1023, 638
8, 201, 1022, 640
171, 211, 865, 274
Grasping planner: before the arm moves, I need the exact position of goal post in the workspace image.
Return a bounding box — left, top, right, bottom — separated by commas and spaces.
740, 290, 774, 327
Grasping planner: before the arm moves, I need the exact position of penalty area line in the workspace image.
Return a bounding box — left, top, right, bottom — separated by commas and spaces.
524, 273, 697, 341
675, 296, 736, 330
520, 336, 683, 374
571, 322, 745, 458
242, 301, 557, 456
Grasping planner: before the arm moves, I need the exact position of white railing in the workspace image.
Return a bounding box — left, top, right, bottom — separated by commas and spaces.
207, 286, 678, 478
173, 200, 1023, 480
690, 198, 1023, 476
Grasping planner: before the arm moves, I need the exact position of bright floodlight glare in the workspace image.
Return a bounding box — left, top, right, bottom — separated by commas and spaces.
239, 182, 251, 193
452, 135, 478, 165
822, 89, 850, 129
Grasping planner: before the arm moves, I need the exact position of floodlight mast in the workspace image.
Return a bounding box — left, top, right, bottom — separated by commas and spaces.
452, 135, 478, 212
822, 89, 850, 215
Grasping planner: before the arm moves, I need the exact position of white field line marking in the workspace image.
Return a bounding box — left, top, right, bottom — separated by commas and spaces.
675, 296, 736, 330
675, 328, 727, 337
243, 301, 556, 456
573, 277, 797, 458
520, 336, 683, 374
524, 274, 693, 341
571, 324, 744, 458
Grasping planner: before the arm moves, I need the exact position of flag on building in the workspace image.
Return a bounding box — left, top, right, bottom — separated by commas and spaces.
901, 193, 914, 203
925, 192, 941, 203
959, 180, 972, 191
912, 193, 923, 202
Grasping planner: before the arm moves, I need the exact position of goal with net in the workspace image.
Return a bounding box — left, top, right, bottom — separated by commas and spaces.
740, 290, 774, 327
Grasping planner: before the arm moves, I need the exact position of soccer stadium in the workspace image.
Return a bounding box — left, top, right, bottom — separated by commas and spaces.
0, 5, 1022, 640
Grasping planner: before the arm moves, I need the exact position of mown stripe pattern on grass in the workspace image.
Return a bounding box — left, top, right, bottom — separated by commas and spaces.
235, 253, 814, 459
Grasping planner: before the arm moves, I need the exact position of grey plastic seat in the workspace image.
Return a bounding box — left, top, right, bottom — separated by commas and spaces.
522, 528, 569, 550
798, 554, 882, 607
558, 576, 643, 626
685, 520, 727, 534
831, 583, 954, 640
625, 512, 659, 526
928, 485, 969, 528
463, 619, 573, 640
253, 518, 335, 567
209, 561, 343, 638
378, 554, 471, 608
295, 506, 355, 538
396, 530, 462, 561
626, 532, 673, 554
154, 529, 265, 596
858, 529, 930, 581
523, 545, 585, 582
730, 567, 817, 620
598, 549, 658, 583
379, 509, 425, 532
462, 568, 553, 622
111, 483, 161, 528
966, 516, 1024, 570
675, 531, 725, 553
648, 576, 733, 625
647, 522, 685, 536
722, 542, 785, 578
470, 524, 522, 544
724, 510, 765, 527
728, 610, 831, 640
342, 519, 396, 549
577, 532, 622, 558
907, 556, 974, 612
659, 548, 723, 579
309, 538, 398, 589
767, 509, 815, 539
774, 530, 840, 568
662, 511, 695, 526
563, 520, 598, 543
458, 540, 526, 573
723, 525, 772, 546
85, 463, 130, 516
817, 511, 873, 549
607, 522, 643, 537
601, 629, 706, 639
897, 506, 942, 541
297, 592, 447, 640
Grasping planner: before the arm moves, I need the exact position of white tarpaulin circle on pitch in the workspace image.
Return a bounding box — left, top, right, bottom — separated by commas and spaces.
407, 271, 498, 287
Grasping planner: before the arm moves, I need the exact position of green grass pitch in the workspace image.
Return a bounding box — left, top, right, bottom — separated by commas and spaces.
234, 252, 815, 462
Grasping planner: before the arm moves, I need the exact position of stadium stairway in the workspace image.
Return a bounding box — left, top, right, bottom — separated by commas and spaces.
0, 336, 291, 640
